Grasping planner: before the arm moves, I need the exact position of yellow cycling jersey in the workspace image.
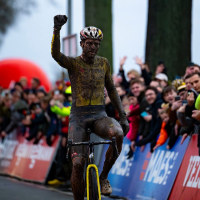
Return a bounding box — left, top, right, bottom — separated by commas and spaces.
51, 31, 115, 107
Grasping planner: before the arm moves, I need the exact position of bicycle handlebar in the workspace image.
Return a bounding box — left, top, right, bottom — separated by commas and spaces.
66, 137, 119, 160
70, 141, 112, 146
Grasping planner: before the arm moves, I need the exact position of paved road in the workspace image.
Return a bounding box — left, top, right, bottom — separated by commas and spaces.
0, 176, 74, 200
0, 176, 122, 200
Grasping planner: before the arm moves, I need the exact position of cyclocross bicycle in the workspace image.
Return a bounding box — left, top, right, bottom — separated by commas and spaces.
66, 128, 119, 200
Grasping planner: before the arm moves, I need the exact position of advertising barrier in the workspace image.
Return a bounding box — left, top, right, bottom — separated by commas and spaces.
169, 134, 200, 200
0, 130, 60, 183
127, 136, 190, 200
99, 137, 135, 197
99, 136, 190, 199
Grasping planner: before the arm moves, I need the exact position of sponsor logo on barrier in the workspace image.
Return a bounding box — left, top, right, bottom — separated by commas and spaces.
15, 140, 54, 161
110, 144, 134, 177
140, 150, 179, 185
0, 138, 18, 160
183, 156, 200, 188
15, 139, 54, 169
0, 131, 60, 183
0, 138, 54, 169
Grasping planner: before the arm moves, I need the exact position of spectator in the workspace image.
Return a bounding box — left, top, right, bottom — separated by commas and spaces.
114, 85, 127, 120
0, 94, 12, 134
116, 85, 126, 100
0, 90, 28, 138
113, 75, 123, 87
130, 79, 150, 150
178, 85, 187, 101
27, 90, 39, 106
48, 87, 72, 185
126, 92, 140, 158
127, 70, 140, 81
162, 86, 177, 104
13, 82, 24, 93
118, 56, 140, 91
154, 105, 171, 150
31, 77, 41, 92
150, 80, 163, 93
155, 73, 168, 88
136, 86, 163, 152
22, 103, 49, 144
194, 64, 200, 73
22, 89, 30, 102
19, 76, 28, 89
41, 95, 60, 146
189, 73, 200, 93
185, 62, 196, 76
171, 79, 187, 101
63, 86, 72, 107
162, 86, 181, 144
185, 73, 200, 120
36, 88, 47, 101
184, 74, 192, 90
134, 56, 152, 86
155, 60, 167, 75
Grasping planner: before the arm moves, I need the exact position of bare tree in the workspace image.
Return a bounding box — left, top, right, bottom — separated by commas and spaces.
0, 0, 36, 46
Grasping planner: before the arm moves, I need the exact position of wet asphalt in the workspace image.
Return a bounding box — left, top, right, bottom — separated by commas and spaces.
0, 176, 123, 200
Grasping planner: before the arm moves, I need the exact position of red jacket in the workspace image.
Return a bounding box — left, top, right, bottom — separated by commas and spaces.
126, 104, 140, 141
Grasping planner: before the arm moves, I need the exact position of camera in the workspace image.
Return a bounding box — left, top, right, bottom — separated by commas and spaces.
175, 96, 181, 101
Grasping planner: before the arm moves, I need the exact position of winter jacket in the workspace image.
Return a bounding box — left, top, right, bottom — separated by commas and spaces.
50, 105, 71, 136
137, 91, 150, 138
3, 100, 28, 133
136, 93, 163, 147
156, 121, 171, 146
126, 104, 140, 141
141, 69, 152, 86
118, 69, 130, 91
50, 105, 71, 117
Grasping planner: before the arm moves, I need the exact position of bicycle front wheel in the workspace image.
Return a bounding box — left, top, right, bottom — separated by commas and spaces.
89, 167, 99, 200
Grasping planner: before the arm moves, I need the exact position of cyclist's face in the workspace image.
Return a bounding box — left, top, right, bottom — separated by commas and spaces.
81, 39, 100, 58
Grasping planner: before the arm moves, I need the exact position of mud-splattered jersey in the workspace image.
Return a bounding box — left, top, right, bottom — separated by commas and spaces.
51, 30, 125, 116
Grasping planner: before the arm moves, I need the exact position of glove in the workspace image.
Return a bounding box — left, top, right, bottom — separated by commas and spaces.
119, 116, 129, 136
54, 15, 68, 30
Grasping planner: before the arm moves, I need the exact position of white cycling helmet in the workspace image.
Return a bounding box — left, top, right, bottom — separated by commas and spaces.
80, 26, 103, 41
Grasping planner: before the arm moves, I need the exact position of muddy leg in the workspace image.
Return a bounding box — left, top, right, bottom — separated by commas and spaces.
71, 157, 85, 200
93, 117, 123, 179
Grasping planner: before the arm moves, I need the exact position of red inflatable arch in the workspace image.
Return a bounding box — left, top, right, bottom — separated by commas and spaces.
0, 58, 51, 91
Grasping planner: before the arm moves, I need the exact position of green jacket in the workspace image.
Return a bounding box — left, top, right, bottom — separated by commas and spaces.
50, 105, 71, 117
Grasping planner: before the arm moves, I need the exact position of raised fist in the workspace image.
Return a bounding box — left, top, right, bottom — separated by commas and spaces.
54, 15, 68, 30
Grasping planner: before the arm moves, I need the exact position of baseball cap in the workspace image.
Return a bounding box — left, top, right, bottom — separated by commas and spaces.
155, 73, 168, 82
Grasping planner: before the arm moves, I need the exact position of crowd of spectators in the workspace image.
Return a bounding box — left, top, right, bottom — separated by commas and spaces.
105, 57, 200, 157
1, 57, 200, 185
0, 76, 72, 185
